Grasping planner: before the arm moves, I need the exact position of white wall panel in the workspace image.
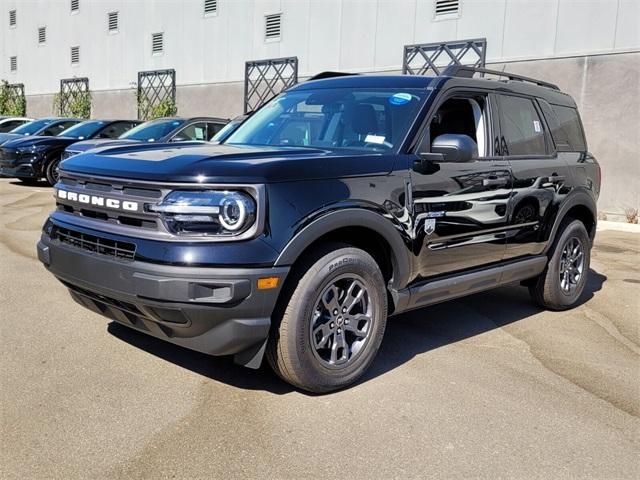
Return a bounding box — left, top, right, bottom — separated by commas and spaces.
1, 0, 638, 95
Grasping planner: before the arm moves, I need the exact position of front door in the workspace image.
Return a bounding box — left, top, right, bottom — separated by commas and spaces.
410, 91, 513, 281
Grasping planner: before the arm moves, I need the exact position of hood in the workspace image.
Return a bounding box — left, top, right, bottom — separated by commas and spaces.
3, 135, 77, 150
60, 143, 397, 183
65, 138, 139, 154
0, 133, 23, 146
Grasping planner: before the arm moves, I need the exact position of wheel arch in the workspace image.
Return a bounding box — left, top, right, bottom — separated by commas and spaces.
274, 209, 412, 294
544, 190, 597, 253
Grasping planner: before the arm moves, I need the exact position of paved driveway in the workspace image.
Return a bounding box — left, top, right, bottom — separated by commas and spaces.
1, 178, 638, 479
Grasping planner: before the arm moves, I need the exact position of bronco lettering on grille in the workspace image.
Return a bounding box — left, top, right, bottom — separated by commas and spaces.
56, 189, 139, 212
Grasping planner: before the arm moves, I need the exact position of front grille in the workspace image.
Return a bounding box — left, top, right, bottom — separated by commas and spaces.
53, 226, 136, 261
56, 174, 163, 232
0, 148, 18, 166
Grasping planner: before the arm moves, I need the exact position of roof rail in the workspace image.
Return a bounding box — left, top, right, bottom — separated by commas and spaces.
307, 71, 359, 81
442, 65, 560, 91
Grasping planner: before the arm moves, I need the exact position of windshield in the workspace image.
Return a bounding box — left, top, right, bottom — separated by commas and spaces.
120, 119, 184, 141
226, 87, 428, 152
11, 119, 54, 135
212, 119, 243, 143
58, 121, 107, 139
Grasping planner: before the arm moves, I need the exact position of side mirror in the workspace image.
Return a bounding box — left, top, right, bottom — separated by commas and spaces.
170, 135, 189, 143
431, 134, 478, 163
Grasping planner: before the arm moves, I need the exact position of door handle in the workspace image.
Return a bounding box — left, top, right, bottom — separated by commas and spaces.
548, 175, 565, 183
482, 177, 509, 187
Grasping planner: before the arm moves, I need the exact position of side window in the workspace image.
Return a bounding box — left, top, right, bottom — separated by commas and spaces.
0, 120, 25, 133
550, 105, 586, 152
427, 94, 490, 157
177, 122, 208, 141
498, 95, 547, 156
42, 121, 76, 136
207, 122, 225, 141
97, 122, 136, 139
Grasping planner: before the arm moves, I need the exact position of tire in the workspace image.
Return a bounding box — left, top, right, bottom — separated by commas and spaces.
45, 155, 62, 186
266, 244, 388, 393
529, 219, 591, 310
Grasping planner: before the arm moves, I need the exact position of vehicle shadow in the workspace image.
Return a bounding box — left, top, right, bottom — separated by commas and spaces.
8, 179, 50, 188
107, 269, 606, 395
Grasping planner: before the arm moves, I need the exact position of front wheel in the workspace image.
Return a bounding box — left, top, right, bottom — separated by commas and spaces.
266, 244, 387, 393
45, 155, 62, 186
529, 219, 591, 310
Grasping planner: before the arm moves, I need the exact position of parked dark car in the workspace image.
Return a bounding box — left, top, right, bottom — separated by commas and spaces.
0, 117, 81, 147
0, 119, 139, 185
39, 68, 600, 393
0, 116, 32, 133
62, 117, 229, 159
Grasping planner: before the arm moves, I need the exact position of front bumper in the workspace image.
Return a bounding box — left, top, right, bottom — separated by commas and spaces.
37, 233, 289, 367
0, 164, 38, 179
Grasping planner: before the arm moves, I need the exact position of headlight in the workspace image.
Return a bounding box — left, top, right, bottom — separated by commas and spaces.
149, 190, 257, 237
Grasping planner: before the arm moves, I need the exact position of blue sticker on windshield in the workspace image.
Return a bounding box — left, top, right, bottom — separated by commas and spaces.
389, 92, 412, 106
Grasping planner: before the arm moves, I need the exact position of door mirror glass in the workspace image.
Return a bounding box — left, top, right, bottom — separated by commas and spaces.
431, 134, 478, 163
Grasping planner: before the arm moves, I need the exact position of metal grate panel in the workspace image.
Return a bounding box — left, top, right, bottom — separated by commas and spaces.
10, 56, 17, 72
9, 9, 16, 26
435, 0, 459, 17
265, 13, 282, 40
70, 46, 80, 65
59, 77, 90, 117
204, 0, 217, 15
71, 0, 79, 12
38, 26, 46, 44
151, 32, 164, 54
402, 38, 486, 76
108, 11, 118, 31
244, 56, 297, 113
1, 83, 26, 116
137, 69, 176, 120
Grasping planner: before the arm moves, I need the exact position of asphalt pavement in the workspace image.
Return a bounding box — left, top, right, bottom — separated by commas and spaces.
1, 178, 638, 479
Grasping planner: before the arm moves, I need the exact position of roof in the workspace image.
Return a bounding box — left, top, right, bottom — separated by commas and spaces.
292, 74, 436, 91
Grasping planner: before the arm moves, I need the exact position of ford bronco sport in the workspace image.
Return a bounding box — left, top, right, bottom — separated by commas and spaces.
38, 67, 600, 393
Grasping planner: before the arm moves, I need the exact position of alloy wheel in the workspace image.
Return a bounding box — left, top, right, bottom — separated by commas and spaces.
559, 236, 585, 293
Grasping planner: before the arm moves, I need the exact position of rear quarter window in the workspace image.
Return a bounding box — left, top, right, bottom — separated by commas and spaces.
550, 104, 586, 152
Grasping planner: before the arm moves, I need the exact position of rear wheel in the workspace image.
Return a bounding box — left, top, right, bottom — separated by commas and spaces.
529, 219, 591, 310
45, 155, 62, 186
266, 244, 387, 393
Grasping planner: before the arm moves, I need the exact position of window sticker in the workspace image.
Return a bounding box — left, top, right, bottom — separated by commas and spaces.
533, 120, 541, 133
365, 134, 385, 144
389, 92, 412, 106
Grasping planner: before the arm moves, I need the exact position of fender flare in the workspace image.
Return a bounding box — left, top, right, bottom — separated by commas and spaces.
274, 208, 412, 290
543, 189, 597, 254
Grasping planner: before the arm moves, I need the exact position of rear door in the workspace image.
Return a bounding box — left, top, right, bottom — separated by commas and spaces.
496, 94, 572, 259
410, 90, 513, 280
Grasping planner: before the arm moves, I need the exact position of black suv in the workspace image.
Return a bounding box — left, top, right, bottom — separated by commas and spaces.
38, 67, 600, 393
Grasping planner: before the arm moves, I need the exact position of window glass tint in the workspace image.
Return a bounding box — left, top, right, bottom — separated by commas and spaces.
177, 122, 208, 141
212, 120, 242, 143
0, 120, 26, 133
96, 121, 137, 139
121, 119, 184, 141
207, 122, 225, 140
59, 121, 107, 139
227, 87, 429, 152
499, 95, 547, 156
551, 105, 586, 152
11, 118, 54, 135
42, 121, 79, 137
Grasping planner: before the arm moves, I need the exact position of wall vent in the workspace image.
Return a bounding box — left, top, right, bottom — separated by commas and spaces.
71, 0, 79, 13
152, 32, 164, 55
38, 26, 46, 44
10, 56, 17, 72
9, 9, 16, 27
71, 46, 80, 65
204, 0, 217, 16
108, 11, 118, 32
435, 0, 460, 17
265, 13, 282, 41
